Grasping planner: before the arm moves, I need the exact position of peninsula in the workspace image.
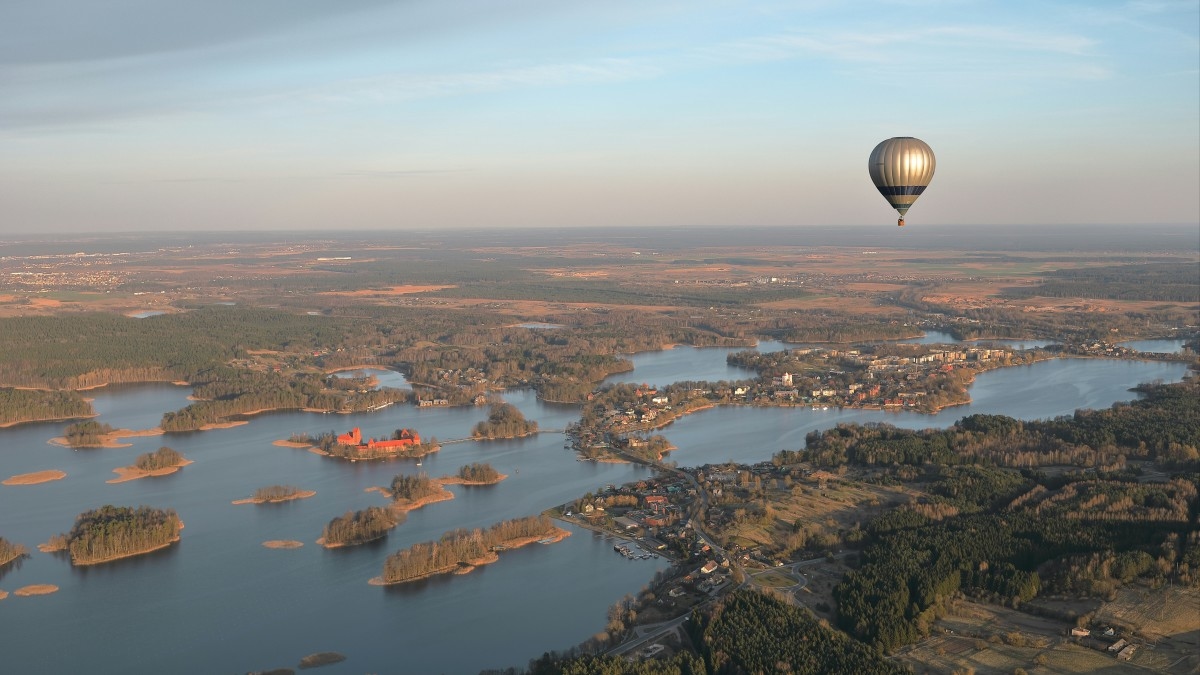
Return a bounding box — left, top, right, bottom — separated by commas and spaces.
372, 515, 568, 586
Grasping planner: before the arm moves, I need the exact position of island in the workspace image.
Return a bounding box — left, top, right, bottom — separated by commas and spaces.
297, 652, 347, 669
44, 505, 183, 566
3, 470, 66, 486
287, 427, 441, 461
371, 515, 568, 586
317, 506, 401, 548
471, 402, 538, 440
233, 485, 316, 505
13, 584, 59, 597
107, 446, 191, 483
262, 540, 304, 549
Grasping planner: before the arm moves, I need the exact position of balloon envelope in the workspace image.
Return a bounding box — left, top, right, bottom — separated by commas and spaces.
868, 137, 935, 217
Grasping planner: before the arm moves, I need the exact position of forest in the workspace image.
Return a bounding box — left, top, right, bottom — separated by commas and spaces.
321, 507, 402, 547
1005, 262, 1199, 302
755, 382, 1200, 653
516, 590, 904, 675
57, 505, 182, 566
380, 516, 559, 584
0, 388, 91, 426
793, 379, 1200, 470
472, 402, 538, 439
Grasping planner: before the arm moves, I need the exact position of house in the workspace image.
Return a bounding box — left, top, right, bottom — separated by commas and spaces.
699, 560, 719, 575
1070, 627, 1091, 637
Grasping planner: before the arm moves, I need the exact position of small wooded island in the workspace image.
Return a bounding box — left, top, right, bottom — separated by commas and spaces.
233, 485, 316, 505
372, 515, 568, 586
43, 505, 182, 566
471, 402, 538, 439
108, 446, 191, 483
61, 420, 117, 448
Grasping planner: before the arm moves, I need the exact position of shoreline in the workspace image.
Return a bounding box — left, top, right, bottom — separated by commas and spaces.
368, 527, 571, 586
107, 459, 194, 484
70, 532, 182, 567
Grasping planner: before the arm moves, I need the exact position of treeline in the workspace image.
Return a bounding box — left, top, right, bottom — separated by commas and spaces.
1005, 262, 1199, 302
134, 446, 184, 471
472, 403, 538, 439
0, 388, 92, 426
59, 505, 182, 565
380, 515, 558, 584
321, 507, 402, 547
161, 367, 408, 431
254, 485, 304, 501
390, 473, 439, 501
791, 380, 1200, 470
63, 420, 115, 447
457, 462, 500, 483
0, 307, 355, 388
517, 590, 902, 675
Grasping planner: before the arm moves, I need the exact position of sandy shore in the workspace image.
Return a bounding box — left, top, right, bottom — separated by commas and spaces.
0, 590, 7, 600
263, 540, 304, 549
233, 490, 316, 505
366, 484, 457, 513
48, 426, 164, 449
3, 469, 66, 486
435, 474, 508, 486
107, 459, 193, 484
14, 584, 58, 596
273, 439, 313, 448
368, 528, 570, 586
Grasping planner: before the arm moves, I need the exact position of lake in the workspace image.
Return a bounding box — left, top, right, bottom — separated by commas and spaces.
0, 351, 1190, 674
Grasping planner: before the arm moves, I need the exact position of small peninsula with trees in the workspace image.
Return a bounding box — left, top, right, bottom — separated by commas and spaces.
0, 537, 30, 570
108, 446, 191, 483
373, 515, 567, 586
43, 505, 182, 566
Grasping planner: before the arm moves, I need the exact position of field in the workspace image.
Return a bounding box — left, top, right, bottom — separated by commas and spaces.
896, 592, 1200, 675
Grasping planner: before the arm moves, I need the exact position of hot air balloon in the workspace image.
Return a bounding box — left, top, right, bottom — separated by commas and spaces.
869, 137, 935, 226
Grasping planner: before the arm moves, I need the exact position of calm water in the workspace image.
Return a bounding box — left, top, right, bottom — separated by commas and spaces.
0, 352, 1190, 674
1119, 338, 1188, 354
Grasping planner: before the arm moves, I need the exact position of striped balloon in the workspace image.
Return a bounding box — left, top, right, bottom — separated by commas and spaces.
868, 137, 935, 226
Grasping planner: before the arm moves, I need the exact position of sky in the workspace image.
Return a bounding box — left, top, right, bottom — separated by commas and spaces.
1, 0, 1198, 233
